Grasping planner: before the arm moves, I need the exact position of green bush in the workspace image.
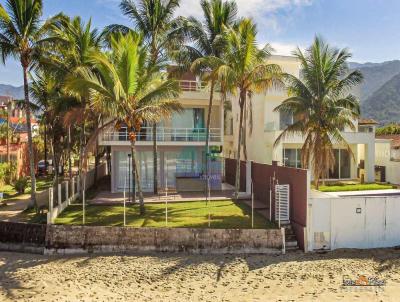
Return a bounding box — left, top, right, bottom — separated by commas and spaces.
0, 162, 17, 185
14, 177, 28, 194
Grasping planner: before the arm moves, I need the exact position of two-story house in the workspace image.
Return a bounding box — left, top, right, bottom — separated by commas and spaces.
99, 72, 224, 193
224, 55, 376, 183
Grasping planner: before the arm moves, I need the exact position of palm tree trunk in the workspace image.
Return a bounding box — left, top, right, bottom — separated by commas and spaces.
79, 118, 85, 196
152, 123, 158, 194
68, 126, 72, 179
243, 100, 248, 160
23, 65, 37, 211
6, 102, 10, 163
234, 91, 246, 199
205, 79, 215, 195
131, 139, 145, 215
44, 118, 48, 173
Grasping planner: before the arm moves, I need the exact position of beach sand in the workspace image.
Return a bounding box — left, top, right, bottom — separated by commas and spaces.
1, 248, 399, 301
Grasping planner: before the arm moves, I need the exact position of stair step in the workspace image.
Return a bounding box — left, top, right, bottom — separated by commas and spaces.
285, 240, 298, 248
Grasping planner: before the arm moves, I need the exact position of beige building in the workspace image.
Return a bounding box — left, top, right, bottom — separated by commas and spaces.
224, 55, 376, 182
99, 72, 224, 193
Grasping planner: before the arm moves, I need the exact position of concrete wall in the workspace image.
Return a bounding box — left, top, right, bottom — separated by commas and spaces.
0, 221, 46, 254
224, 158, 246, 192
44, 225, 283, 254
308, 196, 400, 251
251, 162, 309, 250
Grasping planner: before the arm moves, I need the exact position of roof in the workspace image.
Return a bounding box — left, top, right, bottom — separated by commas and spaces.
376, 134, 400, 149
358, 118, 379, 125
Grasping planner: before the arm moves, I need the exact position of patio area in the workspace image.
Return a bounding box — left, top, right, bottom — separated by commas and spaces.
88, 183, 235, 205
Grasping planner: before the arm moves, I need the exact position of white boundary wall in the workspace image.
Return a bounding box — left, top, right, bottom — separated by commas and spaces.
307, 196, 400, 251
46, 163, 108, 224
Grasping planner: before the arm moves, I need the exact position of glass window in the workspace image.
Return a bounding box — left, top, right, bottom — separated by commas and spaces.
280, 111, 293, 130
283, 148, 302, 168
340, 149, 351, 179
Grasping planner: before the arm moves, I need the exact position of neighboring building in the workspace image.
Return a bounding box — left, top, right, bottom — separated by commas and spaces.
375, 134, 400, 184
224, 55, 376, 183
98, 72, 224, 193
0, 96, 38, 176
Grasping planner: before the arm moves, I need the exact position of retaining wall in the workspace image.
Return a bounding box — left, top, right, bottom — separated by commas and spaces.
0, 221, 46, 254
0, 221, 283, 255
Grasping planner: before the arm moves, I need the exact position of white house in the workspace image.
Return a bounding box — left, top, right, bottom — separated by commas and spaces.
224, 55, 376, 183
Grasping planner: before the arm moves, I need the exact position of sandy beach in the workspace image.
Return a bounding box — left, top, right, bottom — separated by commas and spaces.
0, 248, 399, 301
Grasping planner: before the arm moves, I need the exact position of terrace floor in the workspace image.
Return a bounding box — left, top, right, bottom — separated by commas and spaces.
89, 183, 236, 205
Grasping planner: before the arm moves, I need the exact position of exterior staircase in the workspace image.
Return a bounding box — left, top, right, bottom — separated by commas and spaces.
240, 199, 299, 252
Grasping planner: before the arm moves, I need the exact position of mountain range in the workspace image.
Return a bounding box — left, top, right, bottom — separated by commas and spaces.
1, 60, 400, 125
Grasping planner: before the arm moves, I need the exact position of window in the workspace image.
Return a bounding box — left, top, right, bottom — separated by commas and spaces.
172, 108, 205, 129
282, 148, 302, 168
329, 149, 351, 179
280, 111, 293, 130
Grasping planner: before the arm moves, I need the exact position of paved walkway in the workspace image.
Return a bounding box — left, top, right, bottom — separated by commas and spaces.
89, 190, 235, 205
0, 195, 30, 222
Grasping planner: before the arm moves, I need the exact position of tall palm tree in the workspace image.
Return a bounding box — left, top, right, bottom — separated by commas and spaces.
66, 32, 182, 214
185, 0, 237, 193
105, 0, 186, 194
274, 36, 363, 189
209, 19, 282, 198
0, 0, 59, 210
46, 15, 102, 183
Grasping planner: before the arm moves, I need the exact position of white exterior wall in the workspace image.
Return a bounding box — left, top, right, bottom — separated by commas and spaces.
375, 139, 400, 184
224, 55, 376, 181
308, 196, 400, 251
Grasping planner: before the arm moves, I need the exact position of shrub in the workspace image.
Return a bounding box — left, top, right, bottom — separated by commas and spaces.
14, 177, 28, 194
0, 162, 17, 185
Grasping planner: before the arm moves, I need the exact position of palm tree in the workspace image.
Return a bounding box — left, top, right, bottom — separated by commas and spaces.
46, 15, 102, 183
65, 32, 182, 214
208, 19, 282, 198
185, 0, 237, 193
274, 36, 363, 189
0, 0, 59, 210
105, 0, 186, 195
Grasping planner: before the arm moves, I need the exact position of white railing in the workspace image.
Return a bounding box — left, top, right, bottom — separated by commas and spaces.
178, 80, 208, 92
102, 127, 222, 143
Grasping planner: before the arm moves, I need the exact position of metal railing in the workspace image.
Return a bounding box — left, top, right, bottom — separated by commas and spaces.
178, 80, 208, 92
102, 127, 222, 143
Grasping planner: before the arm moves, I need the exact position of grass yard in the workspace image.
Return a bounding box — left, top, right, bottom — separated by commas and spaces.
55, 200, 276, 229
318, 183, 395, 192
0, 176, 55, 199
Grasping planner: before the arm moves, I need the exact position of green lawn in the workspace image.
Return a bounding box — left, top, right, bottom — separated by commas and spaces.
55, 200, 276, 229
0, 176, 54, 200
318, 183, 395, 192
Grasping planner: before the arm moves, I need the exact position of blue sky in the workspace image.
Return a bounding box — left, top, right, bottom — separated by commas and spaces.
1, 0, 400, 86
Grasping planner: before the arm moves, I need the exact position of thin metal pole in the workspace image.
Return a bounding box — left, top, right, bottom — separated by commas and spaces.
269, 177, 272, 221
252, 180, 255, 226
208, 176, 211, 227
123, 169, 127, 226
128, 154, 131, 203
82, 176, 86, 225
165, 164, 168, 226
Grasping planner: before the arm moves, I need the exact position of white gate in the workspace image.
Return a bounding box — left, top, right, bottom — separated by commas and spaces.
275, 184, 290, 226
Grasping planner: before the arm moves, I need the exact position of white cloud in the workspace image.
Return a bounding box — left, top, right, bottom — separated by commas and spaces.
177, 0, 313, 25
268, 42, 305, 56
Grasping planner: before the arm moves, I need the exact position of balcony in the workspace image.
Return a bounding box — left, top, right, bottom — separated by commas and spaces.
178, 80, 207, 92
100, 127, 222, 145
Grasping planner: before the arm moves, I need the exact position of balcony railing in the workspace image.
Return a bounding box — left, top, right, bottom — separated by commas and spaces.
178, 80, 207, 92
102, 127, 222, 143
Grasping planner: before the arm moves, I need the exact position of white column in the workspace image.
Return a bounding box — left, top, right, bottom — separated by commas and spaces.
58, 183, 62, 206
65, 181, 69, 204
220, 99, 224, 144
71, 177, 75, 198
364, 142, 375, 183
48, 188, 53, 225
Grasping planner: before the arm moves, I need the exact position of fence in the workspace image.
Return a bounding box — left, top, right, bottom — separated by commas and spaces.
224, 158, 310, 250
309, 195, 400, 251
37, 163, 108, 224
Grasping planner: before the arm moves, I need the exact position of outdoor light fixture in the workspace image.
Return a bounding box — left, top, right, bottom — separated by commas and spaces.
356, 208, 362, 214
